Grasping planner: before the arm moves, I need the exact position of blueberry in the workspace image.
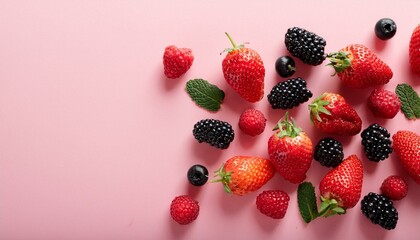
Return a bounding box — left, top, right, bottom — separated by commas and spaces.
375, 18, 397, 40
187, 164, 208, 186
275, 56, 296, 78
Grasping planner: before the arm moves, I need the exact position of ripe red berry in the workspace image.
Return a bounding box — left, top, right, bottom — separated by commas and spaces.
163, 45, 194, 79
170, 195, 199, 225
256, 190, 290, 219
238, 108, 267, 136
380, 175, 408, 200
367, 88, 401, 119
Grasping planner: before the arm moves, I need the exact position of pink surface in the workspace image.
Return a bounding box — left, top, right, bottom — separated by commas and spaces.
1, 1, 420, 239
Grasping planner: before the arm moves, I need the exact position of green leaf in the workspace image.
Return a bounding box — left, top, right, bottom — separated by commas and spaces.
298, 182, 319, 223
186, 79, 225, 112
395, 83, 420, 119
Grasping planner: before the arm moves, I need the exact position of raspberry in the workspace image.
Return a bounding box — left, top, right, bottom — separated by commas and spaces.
361, 192, 398, 230
170, 195, 199, 225
380, 175, 408, 200
256, 190, 290, 219
238, 108, 267, 136
314, 137, 344, 168
163, 45, 194, 79
193, 119, 234, 149
367, 88, 401, 119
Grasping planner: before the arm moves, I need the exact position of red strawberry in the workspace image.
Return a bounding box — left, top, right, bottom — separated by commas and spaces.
319, 155, 363, 215
256, 190, 290, 219
409, 24, 420, 77
170, 195, 199, 225
392, 130, 420, 184
380, 175, 408, 201
238, 108, 267, 136
327, 44, 393, 88
309, 93, 362, 136
212, 156, 275, 196
163, 45, 194, 79
367, 88, 401, 119
222, 33, 265, 102
268, 112, 313, 184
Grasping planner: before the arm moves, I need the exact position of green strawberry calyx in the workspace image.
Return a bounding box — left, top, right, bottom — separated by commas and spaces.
326, 51, 352, 75
273, 112, 302, 138
223, 32, 248, 54
318, 196, 346, 217
308, 93, 332, 123
211, 163, 233, 194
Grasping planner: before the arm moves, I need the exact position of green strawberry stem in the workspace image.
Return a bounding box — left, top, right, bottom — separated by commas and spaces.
223, 32, 246, 53
273, 112, 301, 138
326, 51, 352, 74
211, 163, 232, 194
308, 94, 331, 123
318, 196, 346, 217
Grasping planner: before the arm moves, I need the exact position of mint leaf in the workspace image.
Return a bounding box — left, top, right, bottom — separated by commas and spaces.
298, 182, 319, 223
186, 79, 225, 112
395, 84, 420, 119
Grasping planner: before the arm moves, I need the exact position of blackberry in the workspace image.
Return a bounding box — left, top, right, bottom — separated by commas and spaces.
192, 119, 234, 149
267, 77, 312, 109
361, 192, 398, 230
285, 27, 327, 66
314, 137, 344, 168
361, 123, 392, 162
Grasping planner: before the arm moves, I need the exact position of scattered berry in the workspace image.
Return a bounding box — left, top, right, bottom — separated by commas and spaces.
285, 27, 327, 66
327, 44, 393, 88
381, 175, 408, 201
409, 24, 420, 76
392, 130, 420, 184
187, 164, 209, 186
267, 77, 313, 109
361, 124, 392, 162
222, 33, 265, 102
275, 56, 296, 78
361, 192, 398, 230
192, 119, 234, 149
309, 92, 362, 136
314, 137, 344, 168
256, 190, 290, 219
213, 156, 275, 196
375, 18, 397, 40
170, 195, 199, 225
238, 108, 267, 136
368, 88, 401, 119
163, 45, 194, 79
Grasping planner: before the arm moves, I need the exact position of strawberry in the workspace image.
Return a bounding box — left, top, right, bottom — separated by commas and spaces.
327, 44, 393, 88
238, 108, 267, 136
380, 175, 408, 201
319, 155, 364, 216
367, 88, 401, 119
212, 156, 275, 196
170, 195, 199, 225
309, 92, 362, 136
392, 130, 420, 184
163, 45, 194, 79
409, 24, 420, 77
268, 112, 313, 184
256, 190, 290, 219
222, 33, 265, 102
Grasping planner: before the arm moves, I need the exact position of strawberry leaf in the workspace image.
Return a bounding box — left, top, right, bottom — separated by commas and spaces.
395, 83, 420, 119
298, 182, 319, 223
186, 79, 225, 112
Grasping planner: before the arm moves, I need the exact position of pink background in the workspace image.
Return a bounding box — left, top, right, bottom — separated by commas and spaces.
1, 0, 420, 239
